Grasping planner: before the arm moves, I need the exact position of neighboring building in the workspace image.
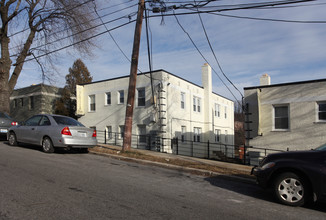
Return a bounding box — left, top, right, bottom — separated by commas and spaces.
244, 74, 326, 164
10, 84, 62, 122
76, 64, 234, 154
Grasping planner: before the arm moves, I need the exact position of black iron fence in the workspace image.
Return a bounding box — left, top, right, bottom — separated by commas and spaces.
96, 130, 286, 165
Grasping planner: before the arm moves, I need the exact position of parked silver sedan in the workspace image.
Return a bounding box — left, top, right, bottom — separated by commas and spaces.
7, 114, 97, 153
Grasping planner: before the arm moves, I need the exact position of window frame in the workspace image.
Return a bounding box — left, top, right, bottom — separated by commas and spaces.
105, 92, 111, 105
193, 127, 202, 142
215, 129, 221, 143
193, 96, 201, 113
118, 90, 124, 104
273, 104, 290, 131
88, 95, 96, 112
138, 125, 146, 143
317, 101, 326, 122
181, 126, 186, 142
181, 92, 185, 109
137, 87, 146, 107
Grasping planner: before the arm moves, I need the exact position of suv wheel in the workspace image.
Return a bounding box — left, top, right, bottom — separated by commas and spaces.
274, 172, 307, 206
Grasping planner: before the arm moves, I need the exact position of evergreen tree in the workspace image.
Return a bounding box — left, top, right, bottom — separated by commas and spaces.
55, 59, 92, 118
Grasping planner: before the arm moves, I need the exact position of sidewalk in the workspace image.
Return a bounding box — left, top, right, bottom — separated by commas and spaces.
89, 144, 255, 184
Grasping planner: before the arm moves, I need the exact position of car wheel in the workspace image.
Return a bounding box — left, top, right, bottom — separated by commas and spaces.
8, 132, 17, 146
274, 172, 307, 206
42, 137, 54, 153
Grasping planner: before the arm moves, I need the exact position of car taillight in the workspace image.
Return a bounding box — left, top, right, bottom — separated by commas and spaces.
61, 127, 72, 136
92, 130, 97, 137
11, 122, 18, 126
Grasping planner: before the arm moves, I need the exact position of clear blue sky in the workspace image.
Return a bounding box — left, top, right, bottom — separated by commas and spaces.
16, 0, 326, 101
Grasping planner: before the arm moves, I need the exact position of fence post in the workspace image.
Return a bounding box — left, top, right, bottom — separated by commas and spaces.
207, 140, 210, 159
176, 137, 179, 155
191, 140, 194, 157
137, 134, 139, 149
115, 132, 117, 146
104, 130, 107, 144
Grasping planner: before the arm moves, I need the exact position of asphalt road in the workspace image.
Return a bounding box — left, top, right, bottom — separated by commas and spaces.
0, 140, 325, 220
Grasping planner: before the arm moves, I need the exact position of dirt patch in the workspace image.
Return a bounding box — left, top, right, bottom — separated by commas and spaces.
89, 146, 253, 179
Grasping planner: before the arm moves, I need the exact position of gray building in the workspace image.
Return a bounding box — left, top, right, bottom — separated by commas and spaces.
244, 74, 326, 164
10, 84, 62, 122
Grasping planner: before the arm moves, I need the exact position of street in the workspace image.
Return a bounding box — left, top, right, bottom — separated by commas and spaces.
0, 140, 325, 220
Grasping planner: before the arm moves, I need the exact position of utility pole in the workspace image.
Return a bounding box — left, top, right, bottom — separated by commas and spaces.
122, 0, 145, 152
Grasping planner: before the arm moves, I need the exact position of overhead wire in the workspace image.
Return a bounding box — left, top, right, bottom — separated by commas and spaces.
173, 11, 242, 106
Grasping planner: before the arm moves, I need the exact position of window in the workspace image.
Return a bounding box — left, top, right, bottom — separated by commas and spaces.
39, 116, 51, 126
119, 125, 125, 139
106, 126, 112, 139
89, 95, 96, 112
318, 102, 326, 121
29, 96, 34, 110
105, 92, 111, 105
181, 126, 186, 142
193, 96, 201, 113
215, 104, 220, 117
137, 88, 145, 107
13, 99, 17, 109
224, 106, 227, 119
193, 127, 201, 142
138, 125, 146, 143
274, 105, 289, 130
25, 115, 42, 126
118, 90, 124, 104
215, 129, 221, 143
181, 92, 185, 109
20, 98, 24, 107
225, 130, 228, 143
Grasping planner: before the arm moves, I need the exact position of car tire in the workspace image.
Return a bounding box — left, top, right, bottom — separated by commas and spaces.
274, 172, 307, 206
8, 132, 17, 146
42, 137, 54, 153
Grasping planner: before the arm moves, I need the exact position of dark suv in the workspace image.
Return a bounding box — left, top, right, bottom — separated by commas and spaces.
252, 144, 326, 206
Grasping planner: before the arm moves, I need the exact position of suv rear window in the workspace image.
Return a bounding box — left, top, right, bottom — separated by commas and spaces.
53, 116, 84, 127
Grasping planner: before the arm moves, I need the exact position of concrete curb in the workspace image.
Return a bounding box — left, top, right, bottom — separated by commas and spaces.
89, 150, 256, 185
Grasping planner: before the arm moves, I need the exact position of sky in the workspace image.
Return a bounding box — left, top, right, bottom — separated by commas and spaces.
13, 0, 326, 101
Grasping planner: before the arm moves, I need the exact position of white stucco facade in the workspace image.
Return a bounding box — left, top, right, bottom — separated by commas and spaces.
244, 77, 326, 155
76, 64, 234, 153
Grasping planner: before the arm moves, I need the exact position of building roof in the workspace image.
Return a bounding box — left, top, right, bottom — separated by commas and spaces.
78, 69, 234, 102
244, 78, 326, 90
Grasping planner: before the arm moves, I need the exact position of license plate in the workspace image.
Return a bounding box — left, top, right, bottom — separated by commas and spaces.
78, 132, 87, 137
0, 129, 8, 133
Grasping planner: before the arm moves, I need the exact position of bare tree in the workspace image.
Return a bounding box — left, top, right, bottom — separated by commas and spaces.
0, 0, 98, 114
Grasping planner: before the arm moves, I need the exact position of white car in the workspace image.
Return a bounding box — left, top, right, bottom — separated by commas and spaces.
7, 114, 97, 153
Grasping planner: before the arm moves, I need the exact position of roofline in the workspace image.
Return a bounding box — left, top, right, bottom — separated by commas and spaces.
244, 78, 326, 90
79, 69, 234, 102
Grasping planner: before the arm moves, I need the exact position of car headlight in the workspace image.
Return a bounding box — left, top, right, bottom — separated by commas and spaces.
261, 162, 275, 170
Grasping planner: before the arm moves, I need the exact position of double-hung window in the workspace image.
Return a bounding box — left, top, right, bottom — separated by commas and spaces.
215, 129, 221, 143
318, 102, 326, 122
89, 95, 96, 112
215, 104, 220, 117
181, 92, 185, 109
138, 125, 146, 143
118, 90, 124, 104
193, 96, 201, 113
193, 127, 201, 142
181, 126, 186, 142
105, 92, 111, 105
137, 88, 145, 107
274, 105, 289, 130
119, 125, 125, 139
224, 106, 227, 119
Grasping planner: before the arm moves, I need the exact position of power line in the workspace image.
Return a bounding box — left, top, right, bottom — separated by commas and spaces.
193, 0, 243, 99
13, 19, 136, 66
173, 12, 242, 106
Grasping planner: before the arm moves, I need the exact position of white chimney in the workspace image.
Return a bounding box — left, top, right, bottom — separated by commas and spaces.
260, 74, 271, 86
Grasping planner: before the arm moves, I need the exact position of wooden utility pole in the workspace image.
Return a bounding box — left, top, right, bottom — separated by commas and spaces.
122, 0, 145, 151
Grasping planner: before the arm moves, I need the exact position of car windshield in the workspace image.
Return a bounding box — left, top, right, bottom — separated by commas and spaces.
315, 143, 326, 151
53, 116, 84, 127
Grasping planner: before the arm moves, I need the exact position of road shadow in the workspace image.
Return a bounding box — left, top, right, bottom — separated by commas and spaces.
204, 175, 326, 212
3, 141, 89, 154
